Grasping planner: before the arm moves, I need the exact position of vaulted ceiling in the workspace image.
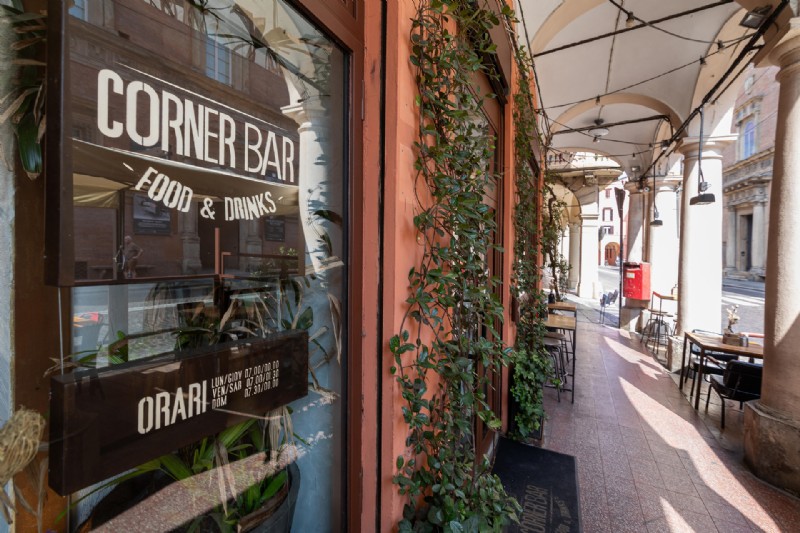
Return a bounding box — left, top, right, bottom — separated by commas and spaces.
517, 0, 795, 180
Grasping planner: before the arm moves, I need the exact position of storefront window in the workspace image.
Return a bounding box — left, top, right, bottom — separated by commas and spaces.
54, 1, 348, 530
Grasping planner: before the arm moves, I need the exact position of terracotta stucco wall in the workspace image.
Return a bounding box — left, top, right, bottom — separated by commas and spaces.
379, 1, 424, 527
376, 1, 522, 528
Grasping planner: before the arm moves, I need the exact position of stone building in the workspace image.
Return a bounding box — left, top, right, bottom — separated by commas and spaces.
722, 64, 779, 280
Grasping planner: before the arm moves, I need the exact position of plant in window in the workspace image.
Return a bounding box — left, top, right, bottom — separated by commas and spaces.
0, 1, 46, 179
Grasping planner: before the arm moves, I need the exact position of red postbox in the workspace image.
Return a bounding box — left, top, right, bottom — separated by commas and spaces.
623, 262, 651, 300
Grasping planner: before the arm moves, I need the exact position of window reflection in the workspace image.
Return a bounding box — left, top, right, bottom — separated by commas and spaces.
64, 1, 347, 530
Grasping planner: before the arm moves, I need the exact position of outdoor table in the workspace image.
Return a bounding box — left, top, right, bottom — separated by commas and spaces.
681, 331, 764, 410
545, 314, 577, 403
547, 301, 577, 317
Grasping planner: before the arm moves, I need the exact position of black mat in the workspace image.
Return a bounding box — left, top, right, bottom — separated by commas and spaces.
492, 437, 581, 533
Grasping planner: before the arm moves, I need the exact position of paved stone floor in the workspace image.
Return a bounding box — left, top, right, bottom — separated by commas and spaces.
540, 315, 800, 532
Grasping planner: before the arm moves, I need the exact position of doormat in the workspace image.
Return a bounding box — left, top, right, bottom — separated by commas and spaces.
492, 437, 581, 533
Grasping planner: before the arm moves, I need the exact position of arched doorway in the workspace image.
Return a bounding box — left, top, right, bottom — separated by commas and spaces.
605, 242, 620, 266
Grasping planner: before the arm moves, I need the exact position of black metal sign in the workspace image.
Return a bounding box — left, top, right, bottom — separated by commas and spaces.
49, 331, 308, 495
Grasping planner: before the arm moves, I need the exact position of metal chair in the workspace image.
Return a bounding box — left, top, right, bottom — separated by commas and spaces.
543, 337, 567, 402
599, 290, 617, 324
705, 360, 763, 429
680, 329, 739, 403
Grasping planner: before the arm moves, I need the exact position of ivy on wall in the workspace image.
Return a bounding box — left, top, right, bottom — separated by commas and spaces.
507, 42, 553, 440
389, 0, 520, 530
542, 177, 571, 302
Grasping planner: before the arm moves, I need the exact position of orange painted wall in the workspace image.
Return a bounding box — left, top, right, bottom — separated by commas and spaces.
373, 1, 525, 529
379, 1, 424, 528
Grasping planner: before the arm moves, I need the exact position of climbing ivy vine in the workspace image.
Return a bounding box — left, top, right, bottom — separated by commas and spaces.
507, 42, 553, 440
543, 176, 571, 302
389, 0, 520, 530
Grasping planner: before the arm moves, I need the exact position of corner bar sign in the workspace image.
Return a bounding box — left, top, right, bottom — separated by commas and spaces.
49, 331, 308, 495
96, 68, 297, 182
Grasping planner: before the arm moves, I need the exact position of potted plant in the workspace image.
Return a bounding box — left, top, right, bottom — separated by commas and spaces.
722, 305, 741, 345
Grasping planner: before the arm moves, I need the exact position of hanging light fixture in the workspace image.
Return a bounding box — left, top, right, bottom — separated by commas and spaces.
625, 11, 636, 28
739, 5, 770, 29
650, 172, 663, 226
588, 118, 609, 138
689, 105, 715, 205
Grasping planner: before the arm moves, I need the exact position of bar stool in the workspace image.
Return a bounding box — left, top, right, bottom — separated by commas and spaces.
545, 330, 572, 363
543, 336, 567, 402
642, 292, 674, 352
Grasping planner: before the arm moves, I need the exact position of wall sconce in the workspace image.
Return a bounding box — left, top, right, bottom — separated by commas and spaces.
689, 105, 715, 206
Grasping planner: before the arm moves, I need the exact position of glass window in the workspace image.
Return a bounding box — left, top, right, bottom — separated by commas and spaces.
206, 36, 232, 85
57, 1, 349, 531
741, 119, 756, 159
69, 0, 87, 20
603, 207, 613, 221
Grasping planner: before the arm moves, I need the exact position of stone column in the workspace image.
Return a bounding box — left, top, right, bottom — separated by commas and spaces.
577, 214, 600, 299
624, 184, 645, 263
675, 136, 734, 335
568, 223, 580, 290
559, 227, 569, 263
620, 184, 647, 330
648, 176, 681, 296
724, 206, 737, 274
744, 19, 800, 495
750, 200, 767, 277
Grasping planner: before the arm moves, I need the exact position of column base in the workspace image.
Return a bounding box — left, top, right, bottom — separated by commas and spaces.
577, 281, 601, 300
744, 401, 800, 496
621, 299, 648, 332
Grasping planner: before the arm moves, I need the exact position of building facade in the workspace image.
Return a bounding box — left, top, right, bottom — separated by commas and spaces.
722, 64, 779, 281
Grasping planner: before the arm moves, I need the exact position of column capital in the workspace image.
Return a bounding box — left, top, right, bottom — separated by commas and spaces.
624, 181, 644, 194
769, 17, 800, 75
651, 175, 682, 192
677, 136, 737, 159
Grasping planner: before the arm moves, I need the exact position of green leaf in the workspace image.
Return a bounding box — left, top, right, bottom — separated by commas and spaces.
15, 110, 41, 177
159, 453, 193, 481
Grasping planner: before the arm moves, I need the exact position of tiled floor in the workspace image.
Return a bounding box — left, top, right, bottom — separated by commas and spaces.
540, 315, 800, 532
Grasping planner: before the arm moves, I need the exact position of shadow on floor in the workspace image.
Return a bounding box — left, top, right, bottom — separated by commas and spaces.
536, 314, 800, 532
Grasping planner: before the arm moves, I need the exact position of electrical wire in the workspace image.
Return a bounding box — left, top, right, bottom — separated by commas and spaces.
544, 37, 753, 111
638, 0, 788, 185
607, 0, 745, 45
547, 115, 666, 146
547, 145, 653, 160
535, 0, 740, 58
